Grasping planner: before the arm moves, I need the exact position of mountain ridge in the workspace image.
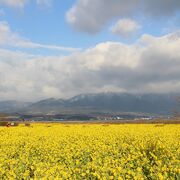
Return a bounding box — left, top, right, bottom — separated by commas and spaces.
0, 92, 179, 115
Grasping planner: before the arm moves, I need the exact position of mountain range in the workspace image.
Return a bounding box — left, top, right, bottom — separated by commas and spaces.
0, 93, 179, 115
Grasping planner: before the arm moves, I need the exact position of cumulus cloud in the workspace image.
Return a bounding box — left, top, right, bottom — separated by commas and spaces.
66, 0, 180, 33
0, 0, 27, 8
0, 21, 80, 52
111, 18, 141, 38
66, 0, 138, 33
0, 31, 180, 101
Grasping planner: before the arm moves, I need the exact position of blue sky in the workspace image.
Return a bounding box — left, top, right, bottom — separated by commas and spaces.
0, 0, 180, 101
0, 0, 107, 50
1, 0, 179, 52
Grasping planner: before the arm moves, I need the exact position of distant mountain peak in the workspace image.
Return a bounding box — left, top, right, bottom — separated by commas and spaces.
0, 92, 179, 115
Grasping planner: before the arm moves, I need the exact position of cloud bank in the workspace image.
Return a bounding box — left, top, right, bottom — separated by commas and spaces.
0, 32, 180, 101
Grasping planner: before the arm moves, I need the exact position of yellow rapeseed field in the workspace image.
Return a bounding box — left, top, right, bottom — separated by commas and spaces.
0, 124, 179, 179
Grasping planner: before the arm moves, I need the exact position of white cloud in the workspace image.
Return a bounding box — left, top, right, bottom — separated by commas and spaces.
111, 18, 141, 38
15, 40, 81, 52
0, 0, 27, 8
0, 0, 54, 8
0, 21, 19, 45
0, 21, 80, 52
66, 0, 138, 33
0, 31, 180, 101
67, 0, 180, 33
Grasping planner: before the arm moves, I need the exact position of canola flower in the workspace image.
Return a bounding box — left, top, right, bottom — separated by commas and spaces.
0, 124, 179, 179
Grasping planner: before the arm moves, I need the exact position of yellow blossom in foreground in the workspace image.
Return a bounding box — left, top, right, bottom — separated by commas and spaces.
0, 123, 179, 179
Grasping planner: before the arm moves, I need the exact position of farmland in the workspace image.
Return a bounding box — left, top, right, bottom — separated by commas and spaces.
0, 124, 179, 179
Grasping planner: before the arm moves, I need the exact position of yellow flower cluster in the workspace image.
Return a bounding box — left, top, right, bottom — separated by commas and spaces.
0, 124, 179, 179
